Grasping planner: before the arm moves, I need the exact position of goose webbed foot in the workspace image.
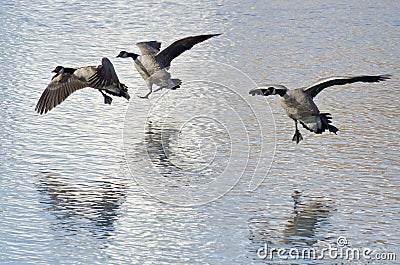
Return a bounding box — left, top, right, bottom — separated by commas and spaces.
104, 95, 112, 105
100, 91, 113, 105
138, 94, 150, 99
292, 129, 303, 144
329, 125, 339, 135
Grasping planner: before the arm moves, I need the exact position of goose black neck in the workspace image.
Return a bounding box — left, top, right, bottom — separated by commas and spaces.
275, 88, 287, 97
127, 52, 139, 60
64, 67, 77, 74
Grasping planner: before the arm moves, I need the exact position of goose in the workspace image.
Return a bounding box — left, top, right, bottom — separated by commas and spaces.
249, 75, 391, 143
35, 58, 130, 114
116, 33, 221, 98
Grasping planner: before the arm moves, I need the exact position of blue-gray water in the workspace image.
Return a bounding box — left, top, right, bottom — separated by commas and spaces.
1, 0, 399, 264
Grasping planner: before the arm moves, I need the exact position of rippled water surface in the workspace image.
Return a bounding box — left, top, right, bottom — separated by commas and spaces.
1, 1, 399, 264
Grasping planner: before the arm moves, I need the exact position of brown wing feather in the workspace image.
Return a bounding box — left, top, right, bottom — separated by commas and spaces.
156, 33, 221, 68
136, 41, 162, 55
35, 73, 87, 114
303, 75, 391, 98
88, 58, 124, 89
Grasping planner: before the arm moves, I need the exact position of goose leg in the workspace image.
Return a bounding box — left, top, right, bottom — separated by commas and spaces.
100, 90, 113, 105
153, 82, 180, 93
138, 81, 153, 99
292, 120, 303, 144
153, 86, 165, 93
138, 90, 152, 99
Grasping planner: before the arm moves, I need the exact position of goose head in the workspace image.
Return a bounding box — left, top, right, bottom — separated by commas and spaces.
52, 66, 64, 74
117, 51, 139, 60
116, 51, 128, 58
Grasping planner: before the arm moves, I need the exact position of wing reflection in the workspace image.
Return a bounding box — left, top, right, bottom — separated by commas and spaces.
36, 171, 129, 240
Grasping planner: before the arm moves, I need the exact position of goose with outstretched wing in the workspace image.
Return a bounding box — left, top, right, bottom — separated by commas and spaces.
117, 33, 221, 98
35, 58, 130, 114
250, 75, 391, 143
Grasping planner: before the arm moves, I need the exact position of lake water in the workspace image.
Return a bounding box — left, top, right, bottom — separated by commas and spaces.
1, 0, 399, 264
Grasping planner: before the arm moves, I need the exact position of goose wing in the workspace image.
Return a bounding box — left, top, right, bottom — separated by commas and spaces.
35, 71, 88, 114
88, 58, 123, 88
156, 33, 221, 68
136, 41, 162, 55
249, 88, 270, 96
303, 75, 391, 98
249, 85, 288, 96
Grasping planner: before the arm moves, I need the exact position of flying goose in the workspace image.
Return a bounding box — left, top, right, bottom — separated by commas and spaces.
249, 75, 391, 143
35, 58, 130, 114
117, 33, 221, 98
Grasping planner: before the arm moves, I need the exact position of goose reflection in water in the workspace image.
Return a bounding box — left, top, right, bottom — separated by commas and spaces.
144, 121, 181, 169
143, 121, 225, 180
248, 191, 332, 252
36, 171, 128, 240
282, 190, 332, 246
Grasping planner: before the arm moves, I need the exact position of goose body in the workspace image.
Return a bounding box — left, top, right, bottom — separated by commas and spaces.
250, 75, 391, 143
117, 33, 221, 98
280, 89, 323, 133
36, 58, 130, 114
